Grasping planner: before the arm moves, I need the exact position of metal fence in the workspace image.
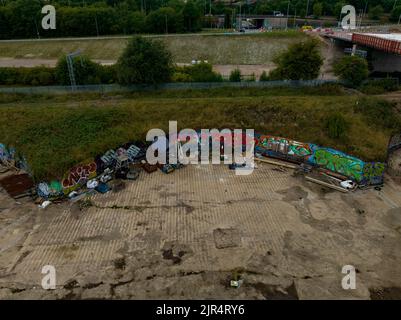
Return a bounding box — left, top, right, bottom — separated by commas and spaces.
0, 80, 340, 95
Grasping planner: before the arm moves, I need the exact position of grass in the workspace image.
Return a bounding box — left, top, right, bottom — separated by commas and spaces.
0, 31, 306, 64
0, 85, 399, 181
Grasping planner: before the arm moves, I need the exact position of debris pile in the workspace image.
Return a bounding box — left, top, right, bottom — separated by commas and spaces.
34, 141, 186, 207
0, 143, 34, 199
0, 131, 389, 204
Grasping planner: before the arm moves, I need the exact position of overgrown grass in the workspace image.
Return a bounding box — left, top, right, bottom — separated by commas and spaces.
0, 32, 306, 64
0, 86, 398, 181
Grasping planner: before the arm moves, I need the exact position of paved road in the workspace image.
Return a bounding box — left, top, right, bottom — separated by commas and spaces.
0, 32, 242, 44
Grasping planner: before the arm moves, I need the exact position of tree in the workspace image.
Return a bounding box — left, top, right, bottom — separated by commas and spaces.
391, 5, 401, 22
368, 5, 384, 20
269, 39, 323, 80
145, 7, 183, 33
229, 69, 241, 82
182, 0, 202, 32
333, 55, 369, 87
313, 3, 323, 18
117, 36, 173, 85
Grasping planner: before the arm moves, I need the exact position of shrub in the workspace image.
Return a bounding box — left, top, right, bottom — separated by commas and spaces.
55, 55, 103, 85
171, 72, 193, 82
0, 67, 56, 86
333, 56, 369, 87
269, 39, 323, 80
246, 73, 256, 82
172, 63, 222, 82
360, 78, 399, 94
229, 69, 242, 82
325, 113, 348, 139
117, 36, 173, 85
259, 71, 269, 82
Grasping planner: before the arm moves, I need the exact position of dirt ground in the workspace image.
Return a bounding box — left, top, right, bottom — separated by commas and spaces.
1, 162, 401, 300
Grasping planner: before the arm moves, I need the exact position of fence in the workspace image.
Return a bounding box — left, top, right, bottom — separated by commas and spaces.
0, 80, 339, 95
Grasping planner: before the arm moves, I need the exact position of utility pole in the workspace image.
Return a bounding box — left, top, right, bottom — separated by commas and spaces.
359, 1, 368, 29
95, 15, 99, 37
306, 0, 310, 18
398, 12, 401, 24
34, 19, 40, 39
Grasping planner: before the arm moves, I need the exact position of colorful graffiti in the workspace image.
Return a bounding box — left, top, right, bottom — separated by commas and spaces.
254, 134, 385, 185
363, 162, 386, 185
62, 161, 97, 194
308, 147, 364, 182
256, 135, 312, 159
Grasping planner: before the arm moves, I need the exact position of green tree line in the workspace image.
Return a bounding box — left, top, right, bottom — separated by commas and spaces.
0, 0, 400, 39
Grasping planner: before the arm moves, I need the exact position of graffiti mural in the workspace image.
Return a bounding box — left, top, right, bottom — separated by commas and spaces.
307, 146, 365, 182
253, 134, 385, 185
62, 161, 97, 194
255, 135, 312, 162
362, 162, 386, 185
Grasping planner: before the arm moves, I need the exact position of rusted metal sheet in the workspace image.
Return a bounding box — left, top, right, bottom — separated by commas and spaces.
352, 33, 401, 55
0, 173, 34, 198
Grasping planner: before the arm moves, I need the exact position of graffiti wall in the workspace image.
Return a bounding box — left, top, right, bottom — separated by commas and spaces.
255, 134, 385, 185
255, 134, 313, 162
307, 146, 365, 182
62, 161, 97, 194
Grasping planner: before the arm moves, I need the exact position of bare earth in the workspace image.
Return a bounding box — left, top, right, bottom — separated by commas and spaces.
1, 163, 401, 300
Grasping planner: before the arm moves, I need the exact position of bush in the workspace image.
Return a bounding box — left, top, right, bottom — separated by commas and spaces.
55, 55, 104, 85
246, 73, 256, 82
269, 39, 323, 80
0, 67, 56, 86
360, 78, 399, 94
333, 56, 369, 87
325, 113, 348, 139
172, 63, 222, 82
117, 36, 173, 85
229, 69, 242, 82
171, 72, 193, 82
259, 71, 269, 82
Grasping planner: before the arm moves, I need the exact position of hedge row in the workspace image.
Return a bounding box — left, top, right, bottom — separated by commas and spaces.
0, 62, 226, 86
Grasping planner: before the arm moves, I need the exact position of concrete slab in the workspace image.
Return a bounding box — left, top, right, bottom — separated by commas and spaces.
0, 163, 401, 299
